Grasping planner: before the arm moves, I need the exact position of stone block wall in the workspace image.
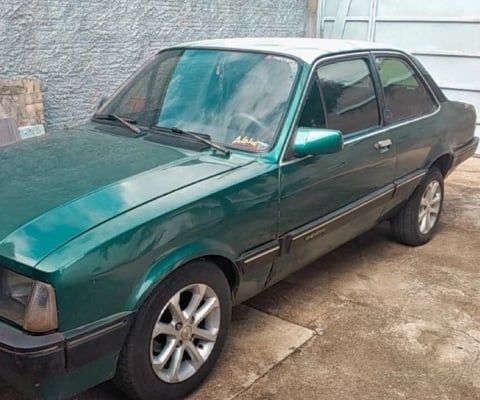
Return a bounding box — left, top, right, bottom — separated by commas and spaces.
1, 1, 308, 128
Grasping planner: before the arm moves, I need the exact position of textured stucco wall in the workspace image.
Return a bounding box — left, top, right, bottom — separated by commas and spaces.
1, 1, 308, 128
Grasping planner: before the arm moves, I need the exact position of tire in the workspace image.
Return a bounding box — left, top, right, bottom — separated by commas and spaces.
114, 260, 232, 400
390, 167, 444, 246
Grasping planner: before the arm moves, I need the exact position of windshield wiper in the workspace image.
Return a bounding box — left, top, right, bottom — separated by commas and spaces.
149, 126, 230, 156
93, 113, 142, 135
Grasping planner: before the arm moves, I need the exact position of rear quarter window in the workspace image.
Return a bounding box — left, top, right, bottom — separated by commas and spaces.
375, 57, 438, 124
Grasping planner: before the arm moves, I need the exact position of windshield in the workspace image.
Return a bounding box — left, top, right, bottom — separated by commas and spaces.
97, 49, 299, 151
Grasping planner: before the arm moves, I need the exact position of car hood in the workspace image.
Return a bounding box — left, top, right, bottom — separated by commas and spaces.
0, 125, 253, 267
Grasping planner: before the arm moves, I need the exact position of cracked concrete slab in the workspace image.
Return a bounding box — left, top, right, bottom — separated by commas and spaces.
188, 305, 314, 400
236, 302, 480, 400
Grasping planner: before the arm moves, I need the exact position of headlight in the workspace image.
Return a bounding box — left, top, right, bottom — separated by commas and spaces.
0, 269, 58, 333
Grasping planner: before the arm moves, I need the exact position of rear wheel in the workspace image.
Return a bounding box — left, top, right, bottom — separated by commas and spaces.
391, 167, 444, 246
114, 261, 231, 400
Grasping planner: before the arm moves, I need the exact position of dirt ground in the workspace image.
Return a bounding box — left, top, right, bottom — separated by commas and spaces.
2, 157, 479, 400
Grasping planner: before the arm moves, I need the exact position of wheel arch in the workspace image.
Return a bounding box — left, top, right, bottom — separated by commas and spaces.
129, 243, 241, 311
202, 254, 240, 294
430, 152, 454, 177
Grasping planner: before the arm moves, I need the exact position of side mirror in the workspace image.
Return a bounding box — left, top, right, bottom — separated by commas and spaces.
293, 127, 343, 157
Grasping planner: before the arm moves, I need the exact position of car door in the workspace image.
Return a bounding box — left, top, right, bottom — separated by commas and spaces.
371, 53, 442, 211
269, 53, 396, 285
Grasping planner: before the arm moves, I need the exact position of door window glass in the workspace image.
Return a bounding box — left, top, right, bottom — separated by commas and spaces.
298, 80, 326, 128
376, 57, 438, 123
316, 59, 380, 135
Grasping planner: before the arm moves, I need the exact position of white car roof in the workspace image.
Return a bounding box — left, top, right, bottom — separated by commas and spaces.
175, 37, 403, 64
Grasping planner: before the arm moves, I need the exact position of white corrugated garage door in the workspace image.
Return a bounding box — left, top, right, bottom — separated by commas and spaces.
319, 0, 480, 154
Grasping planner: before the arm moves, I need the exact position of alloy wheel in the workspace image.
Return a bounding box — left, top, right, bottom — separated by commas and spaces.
418, 180, 442, 235
150, 283, 221, 383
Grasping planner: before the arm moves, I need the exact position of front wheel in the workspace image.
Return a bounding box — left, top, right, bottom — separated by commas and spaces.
114, 260, 232, 400
390, 167, 444, 246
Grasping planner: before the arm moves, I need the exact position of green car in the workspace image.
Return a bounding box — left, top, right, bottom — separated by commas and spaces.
0, 38, 478, 400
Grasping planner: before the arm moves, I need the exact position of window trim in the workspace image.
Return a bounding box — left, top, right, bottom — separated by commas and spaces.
370, 50, 441, 127
281, 51, 383, 163
315, 56, 383, 135
281, 50, 443, 164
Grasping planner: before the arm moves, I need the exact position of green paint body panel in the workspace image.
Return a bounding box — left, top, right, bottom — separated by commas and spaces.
0, 39, 477, 399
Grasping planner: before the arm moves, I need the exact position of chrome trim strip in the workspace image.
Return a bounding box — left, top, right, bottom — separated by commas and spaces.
243, 246, 280, 264
291, 187, 394, 242
68, 320, 127, 347
344, 106, 441, 146
396, 171, 427, 188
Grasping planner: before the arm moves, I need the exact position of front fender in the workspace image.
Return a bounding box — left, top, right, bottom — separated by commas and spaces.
36, 161, 278, 331
129, 239, 238, 310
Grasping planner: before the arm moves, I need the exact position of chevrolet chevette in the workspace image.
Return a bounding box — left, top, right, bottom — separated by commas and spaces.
0, 38, 477, 400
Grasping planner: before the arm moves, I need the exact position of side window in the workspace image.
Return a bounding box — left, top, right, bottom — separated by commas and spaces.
376, 57, 438, 124
316, 59, 380, 135
298, 79, 326, 129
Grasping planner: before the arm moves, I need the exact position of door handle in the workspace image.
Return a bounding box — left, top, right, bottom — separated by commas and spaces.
374, 139, 392, 151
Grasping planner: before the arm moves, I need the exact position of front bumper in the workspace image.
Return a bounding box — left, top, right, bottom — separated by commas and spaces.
0, 312, 134, 399
0, 325, 65, 394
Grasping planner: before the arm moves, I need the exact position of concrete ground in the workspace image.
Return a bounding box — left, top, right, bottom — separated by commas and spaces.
2, 158, 479, 400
